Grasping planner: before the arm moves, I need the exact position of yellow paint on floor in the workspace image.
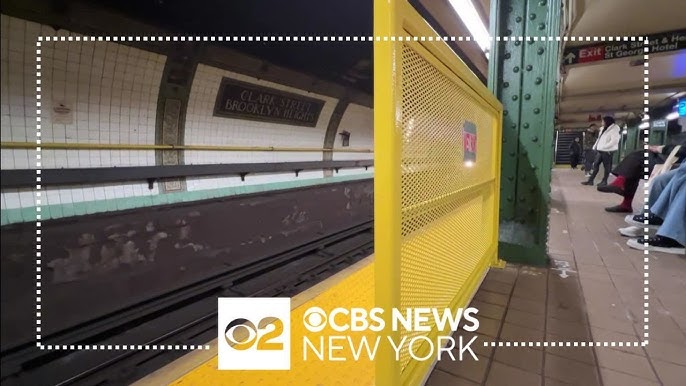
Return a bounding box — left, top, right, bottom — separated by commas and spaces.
171, 258, 375, 386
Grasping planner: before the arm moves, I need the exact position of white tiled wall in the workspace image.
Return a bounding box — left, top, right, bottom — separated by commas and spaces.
0, 14, 166, 214
332, 103, 374, 176
184, 64, 339, 190
1, 14, 374, 223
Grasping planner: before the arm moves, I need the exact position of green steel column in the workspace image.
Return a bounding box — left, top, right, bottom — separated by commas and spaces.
488, 0, 562, 265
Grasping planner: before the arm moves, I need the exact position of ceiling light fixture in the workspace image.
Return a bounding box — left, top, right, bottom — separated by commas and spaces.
448, 0, 490, 56
666, 111, 679, 120
638, 122, 650, 129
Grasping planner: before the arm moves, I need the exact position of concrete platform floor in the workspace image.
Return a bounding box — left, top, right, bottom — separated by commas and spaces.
426, 169, 686, 386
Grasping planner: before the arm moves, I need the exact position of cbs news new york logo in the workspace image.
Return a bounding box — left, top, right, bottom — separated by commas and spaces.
217, 297, 291, 370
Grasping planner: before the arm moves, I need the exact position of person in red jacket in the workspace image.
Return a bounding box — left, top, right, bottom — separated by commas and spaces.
598, 139, 686, 213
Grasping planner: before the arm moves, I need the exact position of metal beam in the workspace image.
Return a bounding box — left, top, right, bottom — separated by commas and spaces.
489, 0, 562, 266
561, 84, 686, 101
558, 106, 645, 115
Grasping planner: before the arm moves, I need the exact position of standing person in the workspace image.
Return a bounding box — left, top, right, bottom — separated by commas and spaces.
568, 137, 581, 169
583, 123, 599, 177
581, 116, 621, 187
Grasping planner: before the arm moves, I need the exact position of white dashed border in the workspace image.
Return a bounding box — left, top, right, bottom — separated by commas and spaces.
34, 35, 650, 351
642, 37, 650, 344
35, 35, 649, 43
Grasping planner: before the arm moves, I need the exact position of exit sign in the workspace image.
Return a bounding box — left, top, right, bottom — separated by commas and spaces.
563, 29, 686, 66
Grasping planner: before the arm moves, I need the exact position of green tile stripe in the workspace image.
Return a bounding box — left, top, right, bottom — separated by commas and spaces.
1, 172, 374, 226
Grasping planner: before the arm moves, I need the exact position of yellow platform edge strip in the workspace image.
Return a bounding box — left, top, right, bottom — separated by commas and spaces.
136, 256, 375, 386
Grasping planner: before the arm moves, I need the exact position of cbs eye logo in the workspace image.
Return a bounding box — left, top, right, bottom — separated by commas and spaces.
303, 307, 328, 332
224, 317, 284, 351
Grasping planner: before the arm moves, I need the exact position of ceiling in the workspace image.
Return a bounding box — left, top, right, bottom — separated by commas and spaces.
568, 0, 686, 41
78, 0, 375, 94
78, 0, 493, 94
558, 0, 686, 129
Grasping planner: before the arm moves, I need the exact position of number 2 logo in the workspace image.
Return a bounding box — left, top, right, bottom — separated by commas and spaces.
224, 317, 284, 351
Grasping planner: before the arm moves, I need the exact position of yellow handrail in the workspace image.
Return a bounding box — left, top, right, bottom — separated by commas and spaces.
0, 141, 373, 153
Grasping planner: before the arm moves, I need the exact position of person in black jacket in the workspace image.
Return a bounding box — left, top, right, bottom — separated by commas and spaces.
568, 137, 582, 169
583, 123, 599, 176
598, 137, 686, 213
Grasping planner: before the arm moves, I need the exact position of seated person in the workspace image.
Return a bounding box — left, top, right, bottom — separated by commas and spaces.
626, 162, 685, 255
618, 165, 682, 236
598, 137, 685, 213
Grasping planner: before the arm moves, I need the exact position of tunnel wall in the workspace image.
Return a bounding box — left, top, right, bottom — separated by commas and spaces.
183, 63, 335, 189
332, 103, 374, 176
0, 14, 374, 226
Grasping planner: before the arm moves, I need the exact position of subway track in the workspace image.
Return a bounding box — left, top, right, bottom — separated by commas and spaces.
0, 220, 373, 386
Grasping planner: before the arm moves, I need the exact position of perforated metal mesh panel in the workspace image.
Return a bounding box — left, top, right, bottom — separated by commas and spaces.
397, 44, 498, 371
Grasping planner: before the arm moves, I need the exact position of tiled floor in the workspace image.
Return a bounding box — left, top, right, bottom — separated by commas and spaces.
426, 169, 686, 386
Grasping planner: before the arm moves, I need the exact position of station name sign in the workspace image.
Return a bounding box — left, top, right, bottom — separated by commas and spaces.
213, 78, 325, 127
563, 29, 686, 66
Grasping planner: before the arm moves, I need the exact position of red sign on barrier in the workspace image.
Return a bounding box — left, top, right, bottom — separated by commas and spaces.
463, 121, 477, 164
464, 133, 477, 153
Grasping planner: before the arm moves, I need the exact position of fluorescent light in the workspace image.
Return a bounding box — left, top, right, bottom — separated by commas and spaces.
622, 129, 628, 134
464, 161, 475, 168
448, 0, 490, 55
666, 111, 679, 120
639, 122, 650, 129
642, 114, 650, 121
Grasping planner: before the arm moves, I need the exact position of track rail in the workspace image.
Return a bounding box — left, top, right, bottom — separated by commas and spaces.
0, 221, 373, 386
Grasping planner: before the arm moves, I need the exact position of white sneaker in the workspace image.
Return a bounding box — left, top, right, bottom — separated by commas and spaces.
619, 226, 642, 237
627, 237, 686, 255
624, 214, 661, 230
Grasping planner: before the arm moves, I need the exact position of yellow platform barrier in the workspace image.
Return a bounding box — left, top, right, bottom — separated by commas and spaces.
374, 1, 503, 385
153, 0, 501, 384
